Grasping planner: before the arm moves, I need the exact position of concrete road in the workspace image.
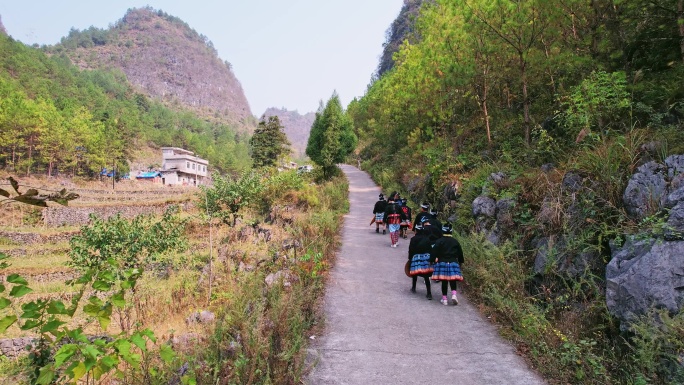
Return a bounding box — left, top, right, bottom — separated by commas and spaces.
305, 165, 546, 385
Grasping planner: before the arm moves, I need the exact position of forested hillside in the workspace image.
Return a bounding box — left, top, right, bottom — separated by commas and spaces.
353, 0, 684, 383
0, 32, 251, 176
46, 7, 255, 133
375, 0, 424, 77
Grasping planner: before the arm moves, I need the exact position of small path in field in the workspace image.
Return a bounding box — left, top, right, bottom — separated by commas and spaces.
305, 165, 546, 385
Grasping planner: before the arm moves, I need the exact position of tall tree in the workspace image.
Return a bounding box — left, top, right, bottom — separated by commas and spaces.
306, 93, 357, 178
249, 115, 291, 168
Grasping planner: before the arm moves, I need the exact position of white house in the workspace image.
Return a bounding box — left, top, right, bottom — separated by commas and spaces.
160, 147, 209, 186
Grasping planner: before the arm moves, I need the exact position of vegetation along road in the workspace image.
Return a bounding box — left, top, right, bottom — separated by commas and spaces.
306, 165, 545, 384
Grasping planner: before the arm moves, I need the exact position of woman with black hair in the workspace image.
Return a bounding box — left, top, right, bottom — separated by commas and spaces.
430, 222, 464, 306
408, 224, 433, 300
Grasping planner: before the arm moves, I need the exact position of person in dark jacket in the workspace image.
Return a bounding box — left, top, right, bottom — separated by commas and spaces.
372, 194, 388, 234
430, 222, 464, 306
399, 198, 412, 239
383, 197, 407, 248
408, 224, 433, 299
422, 210, 443, 242
413, 202, 432, 232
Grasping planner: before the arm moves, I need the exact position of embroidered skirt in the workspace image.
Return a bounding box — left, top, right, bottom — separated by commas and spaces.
409, 253, 433, 276
431, 261, 463, 281
387, 214, 401, 233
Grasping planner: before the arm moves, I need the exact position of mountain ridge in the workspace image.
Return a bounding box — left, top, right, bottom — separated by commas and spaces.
48, 7, 255, 132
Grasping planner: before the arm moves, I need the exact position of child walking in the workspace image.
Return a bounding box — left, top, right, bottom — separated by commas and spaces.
408, 224, 433, 300
429, 222, 464, 305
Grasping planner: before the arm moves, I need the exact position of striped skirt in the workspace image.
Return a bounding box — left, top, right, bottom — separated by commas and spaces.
431, 261, 463, 281
409, 253, 433, 276
375, 213, 384, 223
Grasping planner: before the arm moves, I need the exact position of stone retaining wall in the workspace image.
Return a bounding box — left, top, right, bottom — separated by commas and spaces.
0, 337, 35, 358
0, 230, 79, 246
42, 202, 191, 227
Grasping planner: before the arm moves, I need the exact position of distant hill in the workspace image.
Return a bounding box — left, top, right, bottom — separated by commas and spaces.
0, 16, 6, 36
262, 108, 315, 158
47, 7, 255, 132
376, 0, 424, 78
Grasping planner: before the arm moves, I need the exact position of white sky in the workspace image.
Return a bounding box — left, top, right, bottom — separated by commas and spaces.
0, 0, 403, 116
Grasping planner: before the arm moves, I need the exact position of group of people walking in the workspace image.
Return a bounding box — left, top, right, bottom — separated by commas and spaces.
372, 194, 464, 306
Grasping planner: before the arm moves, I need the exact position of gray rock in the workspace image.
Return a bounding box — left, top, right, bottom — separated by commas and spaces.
199, 310, 215, 323
623, 161, 667, 218
562, 172, 583, 193
238, 261, 255, 272
186, 311, 216, 325
606, 236, 684, 330
665, 202, 684, 240
489, 172, 507, 185
664, 186, 684, 209
665, 155, 684, 179
541, 163, 555, 173
265, 270, 295, 288
472, 196, 496, 218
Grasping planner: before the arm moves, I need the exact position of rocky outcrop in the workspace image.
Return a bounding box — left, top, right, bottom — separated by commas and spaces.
472, 194, 516, 246
56, 7, 254, 132
623, 155, 684, 219
606, 236, 684, 330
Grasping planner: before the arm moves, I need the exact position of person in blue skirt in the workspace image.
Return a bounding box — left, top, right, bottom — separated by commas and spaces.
408, 224, 433, 300
430, 222, 464, 306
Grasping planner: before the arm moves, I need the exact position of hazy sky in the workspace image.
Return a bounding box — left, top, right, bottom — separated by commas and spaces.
0, 0, 403, 115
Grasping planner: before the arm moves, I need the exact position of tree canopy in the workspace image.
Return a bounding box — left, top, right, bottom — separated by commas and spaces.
306, 93, 357, 178
249, 116, 291, 168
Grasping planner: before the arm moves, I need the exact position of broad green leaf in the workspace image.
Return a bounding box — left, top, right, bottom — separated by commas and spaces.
35, 365, 56, 385
47, 300, 69, 315
23, 189, 39, 197
9, 285, 33, 298
92, 280, 111, 291
20, 319, 41, 330
0, 297, 11, 310
82, 344, 102, 361
68, 361, 87, 382
0, 253, 9, 261
41, 319, 66, 334
140, 328, 156, 343
0, 284, 4, 293
7, 274, 28, 285
21, 310, 42, 319
111, 292, 126, 308
130, 333, 147, 352
54, 344, 78, 368
0, 315, 17, 333
159, 344, 175, 364
182, 375, 197, 385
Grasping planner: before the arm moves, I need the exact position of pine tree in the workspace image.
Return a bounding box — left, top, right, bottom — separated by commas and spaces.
249, 115, 290, 168
306, 92, 357, 179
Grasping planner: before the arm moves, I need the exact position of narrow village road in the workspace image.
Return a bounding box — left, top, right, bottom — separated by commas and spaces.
305, 165, 546, 385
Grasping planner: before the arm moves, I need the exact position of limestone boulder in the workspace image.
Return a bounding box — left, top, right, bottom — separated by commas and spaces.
606, 236, 684, 330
